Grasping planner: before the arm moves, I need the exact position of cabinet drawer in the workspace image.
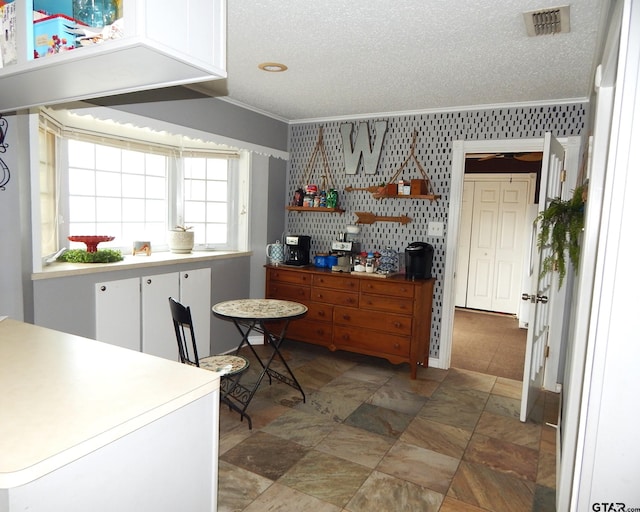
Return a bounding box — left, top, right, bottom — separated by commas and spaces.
268, 269, 313, 285
333, 325, 410, 357
334, 307, 411, 335
360, 280, 414, 299
285, 319, 333, 346
311, 288, 358, 307
312, 273, 359, 291
306, 302, 334, 323
360, 293, 414, 315
267, 282, 311, 301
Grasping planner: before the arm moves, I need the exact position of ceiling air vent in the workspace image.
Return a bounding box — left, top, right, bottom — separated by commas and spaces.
523, 5, 570, 36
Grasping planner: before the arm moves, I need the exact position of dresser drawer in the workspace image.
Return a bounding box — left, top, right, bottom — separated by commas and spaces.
334, 306, 411, 335
268, 268, 313, 285
311, 288, 358, 307
306, 302, 333, 323
333, 325, 410, 357
360, 279, 414, 298
360, 293, 414, 314
285, 318, 332, 346
267, 282, 310, 301
313, 273, 359, 291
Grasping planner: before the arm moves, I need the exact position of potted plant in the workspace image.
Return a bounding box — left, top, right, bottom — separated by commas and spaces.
537, 184, 586, 287
167, 225, 194, 254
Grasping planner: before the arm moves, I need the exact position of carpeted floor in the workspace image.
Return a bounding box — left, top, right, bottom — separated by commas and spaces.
451, 308, 527, 381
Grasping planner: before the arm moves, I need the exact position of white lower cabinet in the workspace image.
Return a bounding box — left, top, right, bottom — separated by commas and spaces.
180, 268, 212, 359
95, 277, 141, 352
95, 268, 211, 361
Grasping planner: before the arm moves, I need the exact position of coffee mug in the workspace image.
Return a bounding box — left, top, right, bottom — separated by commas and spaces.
266, 240, 284, 265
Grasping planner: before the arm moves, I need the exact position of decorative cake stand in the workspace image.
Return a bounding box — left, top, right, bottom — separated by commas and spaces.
68, 236, 115, 253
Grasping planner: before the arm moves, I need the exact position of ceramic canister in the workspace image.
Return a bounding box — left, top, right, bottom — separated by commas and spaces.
266, 240, 284, 265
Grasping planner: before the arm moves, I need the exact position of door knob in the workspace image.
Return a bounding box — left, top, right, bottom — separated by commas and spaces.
536, 295, 549, 304
522, 293, 534, 302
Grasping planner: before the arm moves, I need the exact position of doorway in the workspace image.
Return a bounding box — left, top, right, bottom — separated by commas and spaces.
451, 158, 539, 381
441, 136, 581, 388
439, 138, 547, 378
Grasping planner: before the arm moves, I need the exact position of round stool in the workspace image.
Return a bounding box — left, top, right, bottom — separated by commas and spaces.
199, 354, 250, 376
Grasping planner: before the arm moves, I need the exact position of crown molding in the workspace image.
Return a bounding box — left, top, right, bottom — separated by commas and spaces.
287, 97, 590, 125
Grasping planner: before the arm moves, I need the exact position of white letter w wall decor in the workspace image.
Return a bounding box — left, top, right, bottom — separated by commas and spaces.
340, 120, 387, 175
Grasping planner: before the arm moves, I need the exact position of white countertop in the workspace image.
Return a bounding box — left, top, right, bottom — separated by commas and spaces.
32, 250, 251, 280
0, 318, 220, 489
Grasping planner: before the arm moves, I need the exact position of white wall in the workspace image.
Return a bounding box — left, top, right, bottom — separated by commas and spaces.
0, 113, 24, 320
574, 0, 640, 507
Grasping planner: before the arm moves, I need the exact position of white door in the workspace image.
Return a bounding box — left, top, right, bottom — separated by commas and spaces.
180, 267, 211, 358
463, 179, 530, 314
142, 272, 180, 361
520, 132, 565, 421
466, 182, 498, 311
454, 181, 474, 307
95, 277, 141, 352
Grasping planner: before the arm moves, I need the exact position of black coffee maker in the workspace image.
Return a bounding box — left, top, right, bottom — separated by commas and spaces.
404, 242, 434, 280
284, 235, 311, 265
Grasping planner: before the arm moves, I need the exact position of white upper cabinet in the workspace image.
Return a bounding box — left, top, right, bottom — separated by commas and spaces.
0, 0, 226, 113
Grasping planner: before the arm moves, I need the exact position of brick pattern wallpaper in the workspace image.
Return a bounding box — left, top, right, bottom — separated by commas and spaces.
285, 103, 588, 360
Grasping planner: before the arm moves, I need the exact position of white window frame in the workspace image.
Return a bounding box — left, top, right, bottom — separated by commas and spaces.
32, 109, 249, 267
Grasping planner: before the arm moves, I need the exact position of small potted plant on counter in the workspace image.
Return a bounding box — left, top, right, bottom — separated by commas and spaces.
167, 225, 194, 254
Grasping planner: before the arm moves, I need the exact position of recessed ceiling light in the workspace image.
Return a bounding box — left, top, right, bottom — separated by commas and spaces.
258, 62, 288, 72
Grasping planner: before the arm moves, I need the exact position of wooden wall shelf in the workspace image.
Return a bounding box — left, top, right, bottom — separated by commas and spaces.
373, 193, 441, 201
286, 206, 345, 213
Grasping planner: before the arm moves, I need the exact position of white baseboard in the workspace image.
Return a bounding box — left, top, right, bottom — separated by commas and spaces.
427, 356, 444, 369
219, 335, 263, 355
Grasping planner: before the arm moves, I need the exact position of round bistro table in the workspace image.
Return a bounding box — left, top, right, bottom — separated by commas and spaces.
212, 299, 308, 424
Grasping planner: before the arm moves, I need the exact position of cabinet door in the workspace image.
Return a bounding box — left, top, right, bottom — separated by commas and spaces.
180, 268, 211, 358
142, 272, 180, 361
95, 278, 141, 352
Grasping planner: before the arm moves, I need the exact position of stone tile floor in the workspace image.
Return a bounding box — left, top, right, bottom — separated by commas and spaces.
217, 342, 557, 511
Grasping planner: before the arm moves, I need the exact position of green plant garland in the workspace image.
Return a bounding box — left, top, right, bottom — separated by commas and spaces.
57, 249, 123, 263
537, 184, 586, 287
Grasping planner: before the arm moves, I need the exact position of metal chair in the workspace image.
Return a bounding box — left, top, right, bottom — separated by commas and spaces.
168, 297, 252, 428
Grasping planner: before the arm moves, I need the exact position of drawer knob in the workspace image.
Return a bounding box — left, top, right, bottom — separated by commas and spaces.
394, 322, 401, 328
394, 343, 400, 349
318, 311, 325, 317
342, 314, 350, 321
342, 334, 350, 341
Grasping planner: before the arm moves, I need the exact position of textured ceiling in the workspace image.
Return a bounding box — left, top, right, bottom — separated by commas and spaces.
190, 0, 606, 122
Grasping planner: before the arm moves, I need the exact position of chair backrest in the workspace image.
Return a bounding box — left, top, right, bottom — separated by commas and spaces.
168, 297, 200, 366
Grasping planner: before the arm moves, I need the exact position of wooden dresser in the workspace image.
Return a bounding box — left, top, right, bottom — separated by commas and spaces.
265, 265, 435, 379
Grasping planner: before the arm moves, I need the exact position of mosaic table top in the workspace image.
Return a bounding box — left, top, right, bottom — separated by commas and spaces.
212, 299, 308, 320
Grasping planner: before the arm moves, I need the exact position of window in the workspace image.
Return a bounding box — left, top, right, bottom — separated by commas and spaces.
183, 154, 235, 247
66, 139, 170, 249
39, 124, 58, 257
38, 112, 246, 258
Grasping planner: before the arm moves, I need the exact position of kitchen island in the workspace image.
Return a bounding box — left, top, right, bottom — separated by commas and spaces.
0, 318, 220, 512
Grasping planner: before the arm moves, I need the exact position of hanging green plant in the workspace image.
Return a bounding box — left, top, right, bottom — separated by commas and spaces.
537, 184, 586, 287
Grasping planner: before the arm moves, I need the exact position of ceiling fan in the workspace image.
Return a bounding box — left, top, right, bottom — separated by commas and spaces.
467, 152, 543, 162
